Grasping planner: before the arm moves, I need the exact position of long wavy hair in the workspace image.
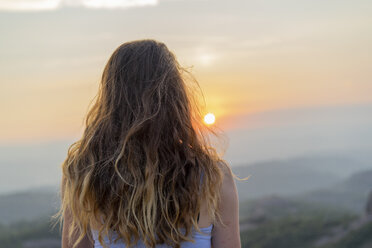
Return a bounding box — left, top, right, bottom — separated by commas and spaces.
54, 39, 226, 248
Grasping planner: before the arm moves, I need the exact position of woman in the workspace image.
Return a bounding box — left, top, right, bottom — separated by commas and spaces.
54, 39, 241, 248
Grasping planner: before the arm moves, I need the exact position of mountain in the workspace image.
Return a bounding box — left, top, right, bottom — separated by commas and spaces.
0, 188, 60, 225
231, 155, 350, 200
294, 169, 372, 214
1, 153, 370, 225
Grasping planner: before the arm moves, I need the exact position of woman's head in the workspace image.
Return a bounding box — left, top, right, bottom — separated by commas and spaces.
56, 39, 225, 248
93, 39, 201, 156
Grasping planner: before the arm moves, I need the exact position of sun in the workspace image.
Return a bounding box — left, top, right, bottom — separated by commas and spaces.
203, 113, 216, 125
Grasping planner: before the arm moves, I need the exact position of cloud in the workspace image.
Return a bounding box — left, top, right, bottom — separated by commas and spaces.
0, 0, 60, 11
0, 0, 158, 11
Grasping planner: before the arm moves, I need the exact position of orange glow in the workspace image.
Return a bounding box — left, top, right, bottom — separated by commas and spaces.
203, 113, 216, 125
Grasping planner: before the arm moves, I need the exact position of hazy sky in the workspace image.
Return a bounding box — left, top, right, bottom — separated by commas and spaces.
0, 0, 372, 193
0, 0, 371, 144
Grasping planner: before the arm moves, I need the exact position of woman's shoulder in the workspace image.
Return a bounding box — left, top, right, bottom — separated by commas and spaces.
216, 160, 234, 183
211, 160, 241, 247
216, 159, 237, 204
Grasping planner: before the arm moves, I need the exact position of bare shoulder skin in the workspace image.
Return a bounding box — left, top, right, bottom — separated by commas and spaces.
211, 161, 241, 248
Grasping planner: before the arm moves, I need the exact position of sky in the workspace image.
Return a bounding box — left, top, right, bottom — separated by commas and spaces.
0, 0, 372, 192
0, 0, 371, 143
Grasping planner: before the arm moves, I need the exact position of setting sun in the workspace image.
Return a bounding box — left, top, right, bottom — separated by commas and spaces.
204, 113, 216, 125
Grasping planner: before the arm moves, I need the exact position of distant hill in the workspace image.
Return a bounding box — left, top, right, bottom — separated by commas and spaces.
0, 189, 59, 225
294, 169, 372, 214
0, 218, 61, 248
318, 218, 372, 248
1, 154, 370, 225
239, 195, 357, 248
231, 155, 349, 200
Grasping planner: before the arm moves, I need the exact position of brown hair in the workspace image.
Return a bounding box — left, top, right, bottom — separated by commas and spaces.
54, 39, 226, 248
